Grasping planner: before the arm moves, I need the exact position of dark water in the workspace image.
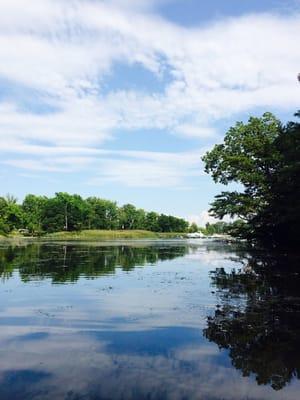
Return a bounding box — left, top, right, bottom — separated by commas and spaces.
0, 240, 299, 400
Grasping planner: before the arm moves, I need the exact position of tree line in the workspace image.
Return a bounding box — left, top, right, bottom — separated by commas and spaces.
202, 110, 300, 249
0, 193, 189, 235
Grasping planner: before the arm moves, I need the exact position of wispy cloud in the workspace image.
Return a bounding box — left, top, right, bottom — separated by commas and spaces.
88, 149, 204, 188
3, 147, 205, 188
0, 0, 299, 187
187, 211, 230, 227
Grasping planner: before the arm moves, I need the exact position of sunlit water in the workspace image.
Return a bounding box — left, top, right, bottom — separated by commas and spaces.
0, 240, 299, 400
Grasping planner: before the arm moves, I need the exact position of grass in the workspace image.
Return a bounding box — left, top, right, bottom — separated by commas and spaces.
16, 229, 186, 241
44, 229, 185, 240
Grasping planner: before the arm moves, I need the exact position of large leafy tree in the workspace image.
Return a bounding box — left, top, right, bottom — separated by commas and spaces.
202, 112, 300, 247
118, 204, 146, 230
0, 197, 9, 234
256, 113, 300, 247
145, 211, 159, 232
157, 214, 188, 233
0, 195, 24, 233
203, 112, 282, 221
22, 194, 47, 235
86, 197, 118, 230
42, 193, 89, 232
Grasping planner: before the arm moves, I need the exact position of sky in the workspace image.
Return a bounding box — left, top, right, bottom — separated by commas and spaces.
0, 0, 299, 226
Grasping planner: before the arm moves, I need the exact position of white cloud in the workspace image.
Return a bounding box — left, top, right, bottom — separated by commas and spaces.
2, 144, 205, 188
4, 156, 94, 173
0, 0, 299, 186
187, 211, 218, 227
187, 210, 233, 227
89, 149, 204, 188
0, 99, 113, 147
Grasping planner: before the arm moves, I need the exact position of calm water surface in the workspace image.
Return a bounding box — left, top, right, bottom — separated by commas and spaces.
0, 240, 299, 400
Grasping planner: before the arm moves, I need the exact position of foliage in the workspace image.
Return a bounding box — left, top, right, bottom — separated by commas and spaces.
145, 212, 160, 232
188, 222, 199, 233
41, 193, 89, 233
252, 114, 300, 247
157, 214, 189, 233
0, 193, 189, 235
118, 204, 146, 230
201, 221, 229, 235
202, 111, 300, 248
86, 197, 118, 230
0, 196, 23, 234
22, 194, 47, 235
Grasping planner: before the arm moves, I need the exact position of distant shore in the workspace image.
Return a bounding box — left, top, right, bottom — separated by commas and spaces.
0, 229, 188, 242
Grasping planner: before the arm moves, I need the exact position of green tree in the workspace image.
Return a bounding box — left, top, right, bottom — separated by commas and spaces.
118, 204, 140, 230
203, 221, 229, 235
22, 194, 47, 235
202, 111, 300, 247
5, 194, 18, 205
0, 194, 24, 233
157, 214, 188, 232
42, 193, 89, 232
189, 222, 199, 233
134, 208, 146, 230
145, 211, 159, 232
6, 204, 24, 231
0, 197, 10, 234
203, 112, 281, 221
254, 114, 300, 247
0, 193, 190, 236
86, 197, 118, 230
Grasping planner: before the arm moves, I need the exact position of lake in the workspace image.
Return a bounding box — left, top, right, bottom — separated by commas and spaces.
0, 240, 299, 400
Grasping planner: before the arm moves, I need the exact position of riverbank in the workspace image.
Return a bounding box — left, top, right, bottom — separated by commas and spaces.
0, 229, 187, 242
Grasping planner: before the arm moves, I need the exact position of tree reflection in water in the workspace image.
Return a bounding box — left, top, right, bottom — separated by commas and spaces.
204, 252, 300, 391
0, 242, 189, 283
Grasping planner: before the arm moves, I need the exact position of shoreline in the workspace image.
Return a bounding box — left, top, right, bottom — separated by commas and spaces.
0, 229, 188, 243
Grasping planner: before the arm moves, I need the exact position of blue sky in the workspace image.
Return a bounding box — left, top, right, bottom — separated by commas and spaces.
0, 0, 299, 225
